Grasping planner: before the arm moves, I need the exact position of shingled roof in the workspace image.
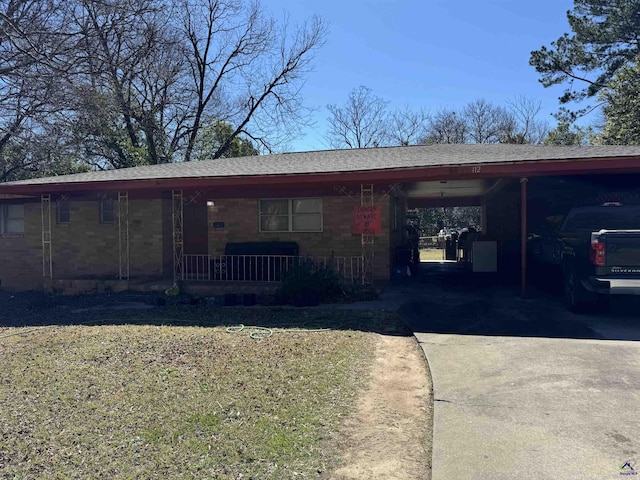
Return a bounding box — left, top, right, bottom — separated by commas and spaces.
3, 144, 640, 188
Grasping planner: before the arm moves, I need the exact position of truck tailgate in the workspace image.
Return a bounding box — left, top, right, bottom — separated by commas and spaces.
604, 232, 640, 274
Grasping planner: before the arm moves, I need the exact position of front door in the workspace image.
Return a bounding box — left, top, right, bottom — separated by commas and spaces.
183, 202, 208, 255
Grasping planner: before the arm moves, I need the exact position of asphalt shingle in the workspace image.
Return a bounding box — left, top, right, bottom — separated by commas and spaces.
4, 144, 640, 186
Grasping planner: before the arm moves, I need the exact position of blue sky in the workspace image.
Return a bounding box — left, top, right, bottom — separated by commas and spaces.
266, 0, 577, 152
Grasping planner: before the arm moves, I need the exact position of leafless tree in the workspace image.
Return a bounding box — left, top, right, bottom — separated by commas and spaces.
181, 1, 326, 160
0, 0, 326, 174
423, 108, 467, 144
419, 99, 550, 146
0, 0, 81, 180
463, 98, 513, 144
325, 86, 390, 148
63, 0, 179, 168
388, 105, 428, 146
0, 0, 75, 75
502, 96, 550, 144
64, 0, 326, 168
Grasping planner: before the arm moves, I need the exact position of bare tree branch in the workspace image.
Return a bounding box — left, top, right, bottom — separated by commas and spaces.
325, 86, 390, 149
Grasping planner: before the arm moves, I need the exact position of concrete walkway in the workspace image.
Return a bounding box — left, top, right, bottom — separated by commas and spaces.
384, 267, 640, 480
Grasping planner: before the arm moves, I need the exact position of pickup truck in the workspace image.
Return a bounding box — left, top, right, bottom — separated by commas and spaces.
528, 202, 640, 312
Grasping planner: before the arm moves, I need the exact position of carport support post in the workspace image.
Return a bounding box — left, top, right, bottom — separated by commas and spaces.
520, 177, 528, 298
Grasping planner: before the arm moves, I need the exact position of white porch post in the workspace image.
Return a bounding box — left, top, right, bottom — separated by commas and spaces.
41, 194, 52, 279
172, 190, 184, 282
360, 184, 374, 285
118, 192, 130, 280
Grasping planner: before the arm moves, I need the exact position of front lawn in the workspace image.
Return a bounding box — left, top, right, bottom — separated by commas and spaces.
0, 307, 399, 479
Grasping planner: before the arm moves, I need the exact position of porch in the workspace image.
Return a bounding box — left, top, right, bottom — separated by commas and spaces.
47, 254, 364, 296
182, 254, 363, 284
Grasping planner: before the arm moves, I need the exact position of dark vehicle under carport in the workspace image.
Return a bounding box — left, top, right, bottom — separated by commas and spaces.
528, 202, 640, 312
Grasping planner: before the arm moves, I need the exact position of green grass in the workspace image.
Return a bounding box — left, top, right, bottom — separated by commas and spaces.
420, 248, 446, 261
0, 307, 405, 479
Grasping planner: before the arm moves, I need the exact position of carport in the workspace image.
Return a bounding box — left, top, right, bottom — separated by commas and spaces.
386, 145, 640, 297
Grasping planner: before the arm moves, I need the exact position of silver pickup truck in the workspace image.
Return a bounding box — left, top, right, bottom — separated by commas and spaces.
529, 203, 640, 312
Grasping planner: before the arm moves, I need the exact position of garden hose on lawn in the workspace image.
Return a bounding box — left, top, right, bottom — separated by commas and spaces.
225, 323, 331, 339
0, 320, 335, 342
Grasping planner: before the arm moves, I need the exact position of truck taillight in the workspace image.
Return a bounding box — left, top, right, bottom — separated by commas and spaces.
590, 241, 606, 266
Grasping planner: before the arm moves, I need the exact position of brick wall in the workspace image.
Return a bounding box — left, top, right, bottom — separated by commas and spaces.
0, 201, 43, 291
52, 199, 119, 278
1, 192, 398, 291
0, 198, 165, 291
207, 195, 393, 282
129, 199, 165, 277
484, 181, 521, 278
52, 199, 164, 278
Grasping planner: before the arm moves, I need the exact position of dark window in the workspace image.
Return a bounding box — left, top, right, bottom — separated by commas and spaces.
259, 198, 323, 232
1, 204, 24, 234
100, 200, 115, 223
57, 201, 70, 224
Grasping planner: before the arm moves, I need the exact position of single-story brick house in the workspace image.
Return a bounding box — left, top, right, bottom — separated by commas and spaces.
1, 144, 640, 294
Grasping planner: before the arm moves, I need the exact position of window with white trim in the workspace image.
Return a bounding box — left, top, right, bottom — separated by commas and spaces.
259, 198, 323, 232
1, 204, 25, 234
100, 199, 115, 223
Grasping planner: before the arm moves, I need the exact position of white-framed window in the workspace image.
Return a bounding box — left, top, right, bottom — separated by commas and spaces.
259, 198, 323, 232
100, 199, 115, 223
1, 204, 25, 234
57, 201, 70, 224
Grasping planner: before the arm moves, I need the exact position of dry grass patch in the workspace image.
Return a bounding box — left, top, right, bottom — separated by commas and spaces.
0, 308, 406, 479
420, 248, 446, 262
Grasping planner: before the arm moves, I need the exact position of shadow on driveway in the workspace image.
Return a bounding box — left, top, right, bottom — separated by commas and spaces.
398, 262, 640, 342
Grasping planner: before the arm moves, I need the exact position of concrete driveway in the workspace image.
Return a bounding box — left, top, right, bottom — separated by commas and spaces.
397, 265, 640, 480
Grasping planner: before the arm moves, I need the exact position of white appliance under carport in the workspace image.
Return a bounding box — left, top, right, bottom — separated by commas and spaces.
472, 241, 497, 272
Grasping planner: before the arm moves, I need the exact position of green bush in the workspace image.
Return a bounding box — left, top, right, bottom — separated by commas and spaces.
341, 284, 379, 302
277, 258, 343, 306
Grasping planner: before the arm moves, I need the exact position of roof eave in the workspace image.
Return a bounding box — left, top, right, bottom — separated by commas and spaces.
1, 155, 639, 195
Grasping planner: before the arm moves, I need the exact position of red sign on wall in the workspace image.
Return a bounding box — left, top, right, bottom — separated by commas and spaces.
353, 205, 382, 234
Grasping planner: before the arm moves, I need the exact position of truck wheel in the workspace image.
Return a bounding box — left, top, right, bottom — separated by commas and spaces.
564, 266, 595, 313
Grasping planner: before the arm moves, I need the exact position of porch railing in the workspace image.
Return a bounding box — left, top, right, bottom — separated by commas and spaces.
183, 254, 363, 284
